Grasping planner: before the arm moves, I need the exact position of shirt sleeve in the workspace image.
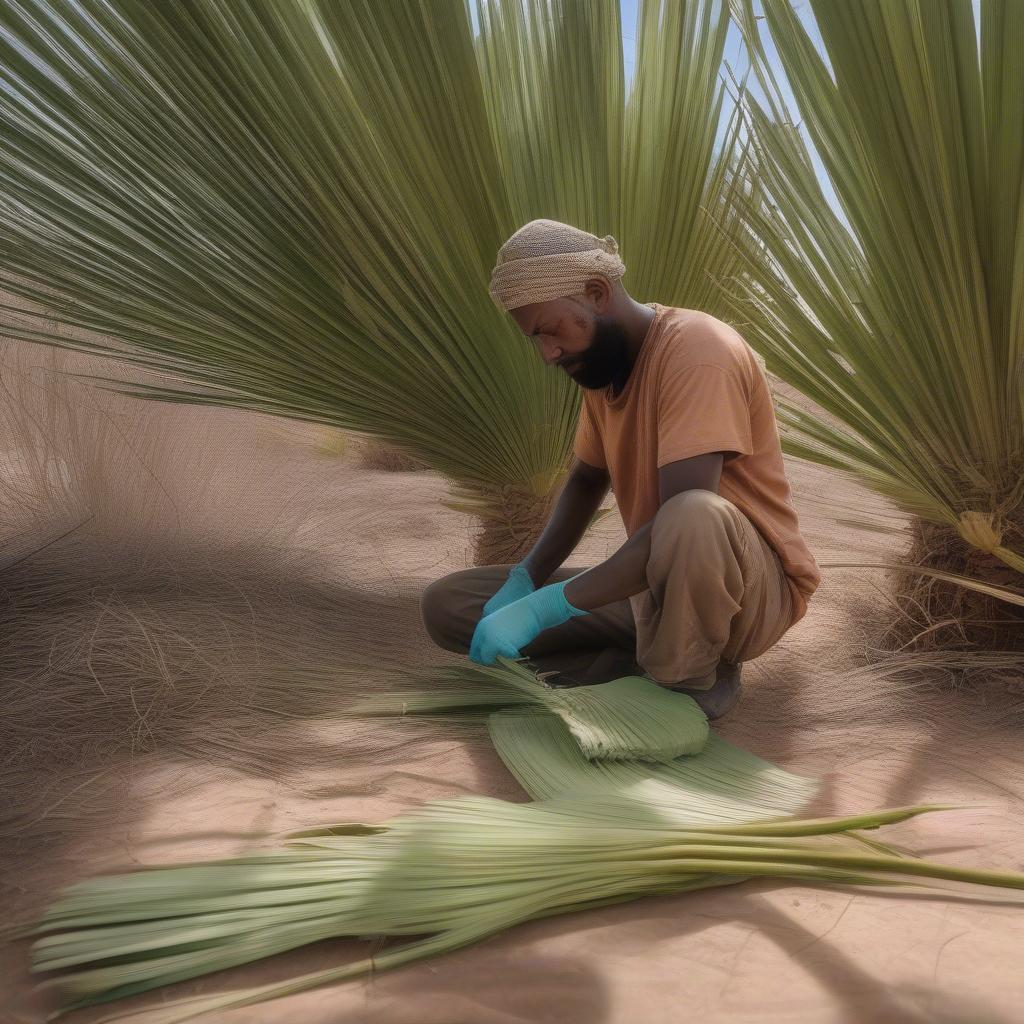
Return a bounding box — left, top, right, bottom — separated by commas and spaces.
657, 362, 754, 468
572, 397, 607, 469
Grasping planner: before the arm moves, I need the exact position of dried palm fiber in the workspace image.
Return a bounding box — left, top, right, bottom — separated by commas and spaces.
446, 480, 616, 565
488, 219, 626, 312
442, 480, 564, 566
350, 657, 711, 762
352, 436, 427, 472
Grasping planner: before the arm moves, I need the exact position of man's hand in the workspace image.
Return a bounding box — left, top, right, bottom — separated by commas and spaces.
469, 579, 588, 665
482, 562, 535, 617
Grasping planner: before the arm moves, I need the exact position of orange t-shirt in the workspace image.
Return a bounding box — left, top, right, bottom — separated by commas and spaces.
573, 303, 821, 623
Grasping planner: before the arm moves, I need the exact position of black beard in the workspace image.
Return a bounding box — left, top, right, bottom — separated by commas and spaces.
571, 316, 633, 393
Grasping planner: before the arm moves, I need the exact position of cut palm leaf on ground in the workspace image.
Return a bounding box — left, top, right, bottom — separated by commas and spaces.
26, 658, 1024, 1023
352, 657, 711, 762
29, 797, 1024, 1024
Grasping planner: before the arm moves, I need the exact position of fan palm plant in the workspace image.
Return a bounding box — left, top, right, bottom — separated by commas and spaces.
722, 0, 1024, 650
0, 0, 749, 565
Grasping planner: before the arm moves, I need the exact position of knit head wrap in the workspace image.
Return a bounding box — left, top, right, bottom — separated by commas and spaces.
488, 219, 626, 312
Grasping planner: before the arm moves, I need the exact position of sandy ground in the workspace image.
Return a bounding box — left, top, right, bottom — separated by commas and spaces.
1, 344, 1023, 1024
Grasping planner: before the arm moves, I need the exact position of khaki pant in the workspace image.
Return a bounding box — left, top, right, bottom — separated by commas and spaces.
420, 489, 795, 689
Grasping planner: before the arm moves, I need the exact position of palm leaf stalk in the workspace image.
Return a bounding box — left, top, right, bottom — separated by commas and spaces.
0, 0, 750, 564
721, 0, 1024, 648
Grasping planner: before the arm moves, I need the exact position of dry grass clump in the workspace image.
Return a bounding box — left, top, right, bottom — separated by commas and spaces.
352, 436, 428, 472
0, 335, 462, 930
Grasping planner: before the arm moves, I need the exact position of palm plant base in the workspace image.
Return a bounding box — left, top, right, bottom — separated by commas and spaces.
473, 485, 559, 566
880, 516, 1024, 656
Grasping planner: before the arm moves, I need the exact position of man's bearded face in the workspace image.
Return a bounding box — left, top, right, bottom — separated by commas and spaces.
569, 313, 633, 393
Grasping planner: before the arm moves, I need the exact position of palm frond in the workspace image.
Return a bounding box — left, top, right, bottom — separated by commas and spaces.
352, 657, 712, 762
26, 656, 1024, 1022
722, 0, 1024, 575
0, 0, 747, 517
30, 794, 1024, 1023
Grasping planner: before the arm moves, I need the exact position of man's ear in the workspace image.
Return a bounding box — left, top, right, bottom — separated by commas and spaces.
581, 276, 613, 314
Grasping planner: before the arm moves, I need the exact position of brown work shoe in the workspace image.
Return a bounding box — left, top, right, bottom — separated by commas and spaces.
644, 659, 744, 721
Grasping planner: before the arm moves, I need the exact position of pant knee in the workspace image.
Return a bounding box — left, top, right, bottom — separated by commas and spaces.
419, 573, 472, 653
659, 488, 728, 514
654, 489, 731, 542
419, 577, 452, 645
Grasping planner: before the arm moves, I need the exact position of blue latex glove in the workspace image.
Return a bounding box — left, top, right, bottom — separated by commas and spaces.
482, 562, 536, 617
469, 578, 589, 666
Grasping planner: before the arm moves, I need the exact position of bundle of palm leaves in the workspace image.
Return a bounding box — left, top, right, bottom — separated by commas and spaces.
35, 799, 1024, 1024
25, 659, 1024, 1023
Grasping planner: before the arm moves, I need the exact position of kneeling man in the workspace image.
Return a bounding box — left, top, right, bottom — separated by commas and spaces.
420, 219, 820, 720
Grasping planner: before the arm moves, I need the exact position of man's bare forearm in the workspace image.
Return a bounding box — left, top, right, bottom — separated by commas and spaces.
520, 471, 608, 586
562, 453, 726, 611
562, 518, 653, 610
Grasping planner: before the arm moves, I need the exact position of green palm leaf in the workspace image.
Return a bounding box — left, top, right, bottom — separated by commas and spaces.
27, 738, 1024, 1023
0, 0, 747, 562
23, 661, 1024, 1023
350, 656, 714, 762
